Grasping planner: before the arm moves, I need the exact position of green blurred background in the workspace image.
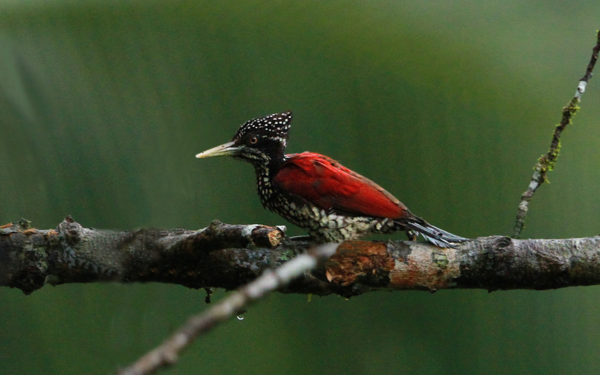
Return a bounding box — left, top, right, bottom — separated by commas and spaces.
1, 1, 599, 374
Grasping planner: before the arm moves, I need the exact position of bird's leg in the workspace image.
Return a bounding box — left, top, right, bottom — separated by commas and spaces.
406, 229, 418, 242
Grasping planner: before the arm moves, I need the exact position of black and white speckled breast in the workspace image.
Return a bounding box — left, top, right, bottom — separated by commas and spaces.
254, 163, 397, 242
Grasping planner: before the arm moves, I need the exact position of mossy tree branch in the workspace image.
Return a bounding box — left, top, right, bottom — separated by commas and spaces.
3, 218, 600, 298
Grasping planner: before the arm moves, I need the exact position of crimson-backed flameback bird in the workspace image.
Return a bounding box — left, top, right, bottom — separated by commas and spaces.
196, 111, 467, 247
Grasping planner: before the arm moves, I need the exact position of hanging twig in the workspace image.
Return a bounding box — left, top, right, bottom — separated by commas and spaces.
513, 30, 600, 238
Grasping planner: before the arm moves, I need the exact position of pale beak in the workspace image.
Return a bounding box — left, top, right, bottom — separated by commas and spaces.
196, 141, 241, 158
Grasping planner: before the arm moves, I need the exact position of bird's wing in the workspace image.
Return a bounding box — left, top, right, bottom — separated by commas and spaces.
273, 152, 409, 219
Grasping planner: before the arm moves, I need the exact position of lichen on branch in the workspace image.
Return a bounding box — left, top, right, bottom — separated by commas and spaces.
513, 30, 600, 238
4, 218, 600, 297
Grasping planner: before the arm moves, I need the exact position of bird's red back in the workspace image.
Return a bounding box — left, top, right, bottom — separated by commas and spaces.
273, 152, 409, 219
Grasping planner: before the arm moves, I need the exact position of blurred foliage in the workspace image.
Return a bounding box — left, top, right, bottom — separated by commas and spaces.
1, 1, 599, 374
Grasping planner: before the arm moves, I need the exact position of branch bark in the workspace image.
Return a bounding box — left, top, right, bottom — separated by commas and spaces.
3, 218, 600, 297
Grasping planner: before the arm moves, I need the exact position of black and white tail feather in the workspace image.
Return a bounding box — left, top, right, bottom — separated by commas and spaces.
405, 221, 468, 248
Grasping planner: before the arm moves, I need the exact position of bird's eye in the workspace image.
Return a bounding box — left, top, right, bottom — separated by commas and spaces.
249, 137, 258, 144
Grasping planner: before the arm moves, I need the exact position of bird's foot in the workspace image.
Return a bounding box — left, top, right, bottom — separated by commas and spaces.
406, 229, 418, 242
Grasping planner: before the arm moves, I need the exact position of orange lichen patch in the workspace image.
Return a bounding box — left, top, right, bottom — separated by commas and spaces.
325, 241, 395, 286
22, 229, 38, 235
0, 223, 13, 229
267, 229, 284, 247
389, 245, 460, 291
46, 230, 59, 236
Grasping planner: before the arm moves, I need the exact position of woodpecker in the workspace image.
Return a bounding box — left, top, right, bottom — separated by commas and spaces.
196, 111, 467, 247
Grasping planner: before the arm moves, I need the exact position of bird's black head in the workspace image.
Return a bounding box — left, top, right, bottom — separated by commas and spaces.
196, 111, 292, 165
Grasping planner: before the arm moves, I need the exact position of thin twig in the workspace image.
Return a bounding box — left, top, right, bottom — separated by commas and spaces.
117, 243, 339, 375
513, 30, 600, 238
